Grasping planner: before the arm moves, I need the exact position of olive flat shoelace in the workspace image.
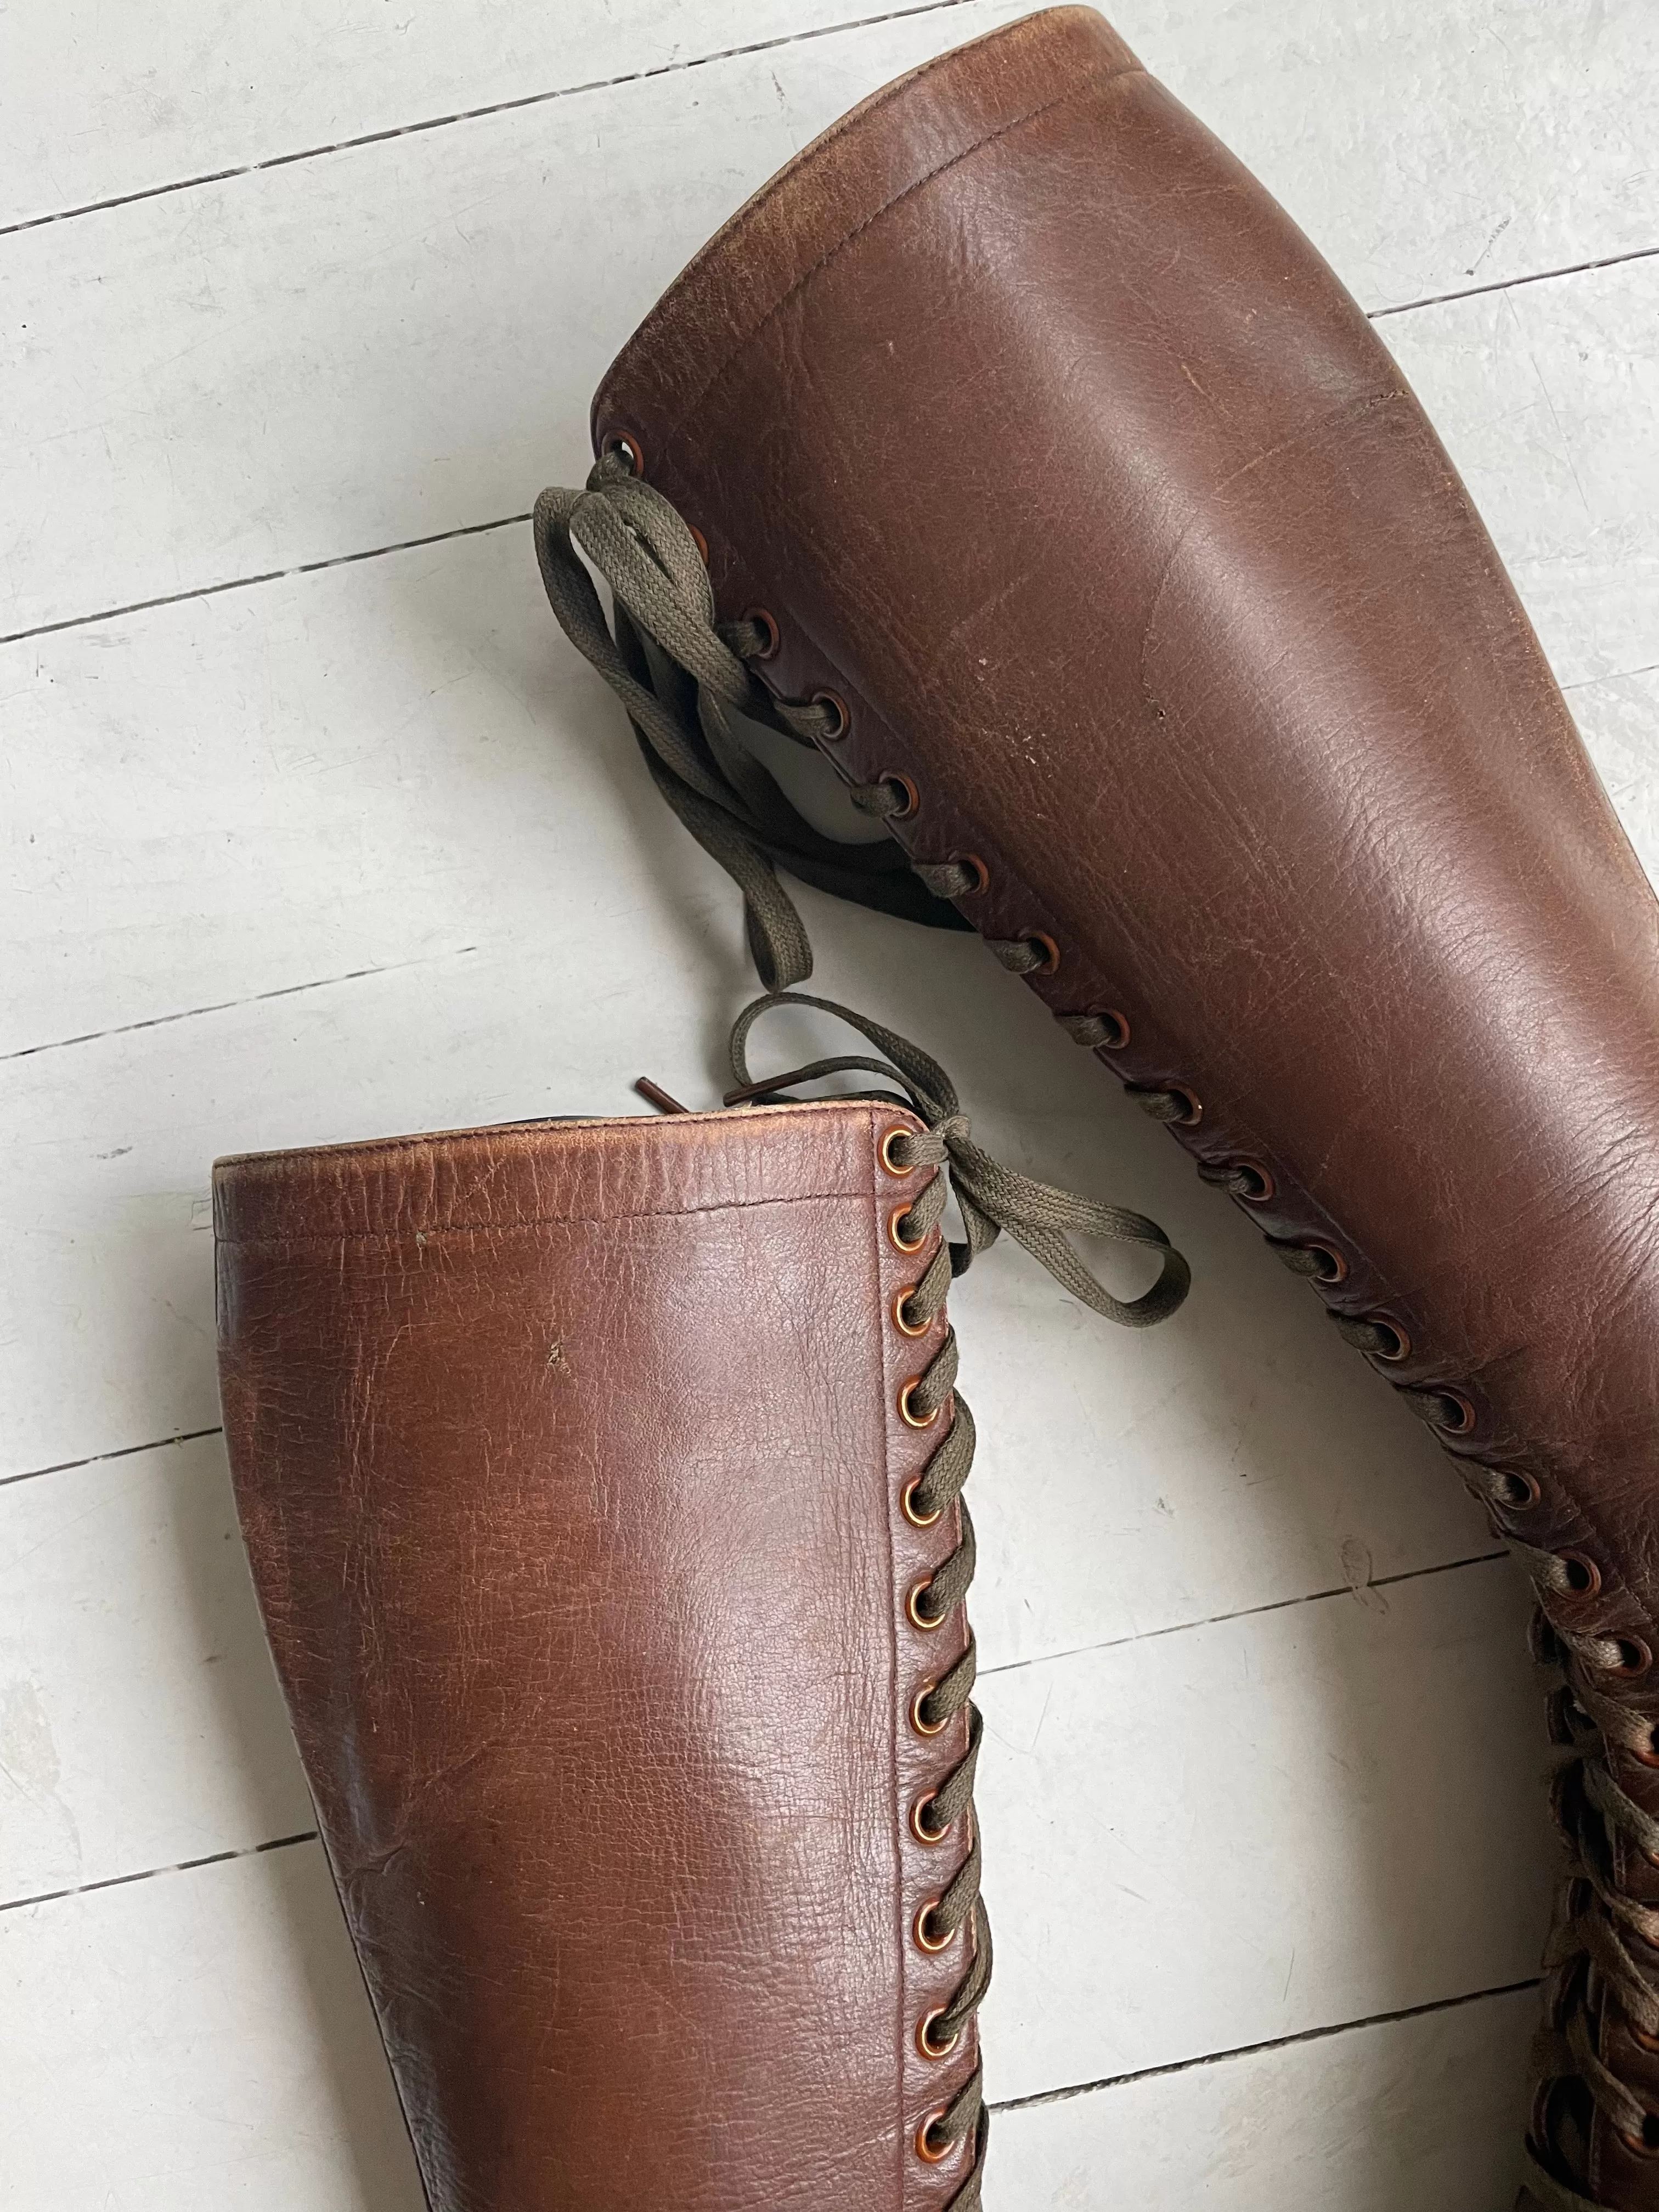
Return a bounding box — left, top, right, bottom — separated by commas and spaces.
535, 450, 966, 991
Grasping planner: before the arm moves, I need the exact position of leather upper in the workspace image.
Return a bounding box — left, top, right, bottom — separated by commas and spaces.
592, 10, 1659, 2204
216, 1101, 978, 2210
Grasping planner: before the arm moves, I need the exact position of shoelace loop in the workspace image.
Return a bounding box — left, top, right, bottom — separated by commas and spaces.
534, 451, 969, 990
728, 991, 1190, 1329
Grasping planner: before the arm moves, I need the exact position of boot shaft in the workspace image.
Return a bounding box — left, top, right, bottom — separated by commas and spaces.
216, 1099, 982, 2210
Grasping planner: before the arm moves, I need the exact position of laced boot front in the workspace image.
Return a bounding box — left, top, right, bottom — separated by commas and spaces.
531, 9, 1659, 2201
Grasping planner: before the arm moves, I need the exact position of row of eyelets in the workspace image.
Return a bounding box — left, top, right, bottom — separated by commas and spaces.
1024, 925, 1656, 2169
880, 1121, 989, 2186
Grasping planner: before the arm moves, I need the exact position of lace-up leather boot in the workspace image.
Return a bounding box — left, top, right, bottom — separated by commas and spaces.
573, 10, 1659, 2205
217, 1093, 1022, 2210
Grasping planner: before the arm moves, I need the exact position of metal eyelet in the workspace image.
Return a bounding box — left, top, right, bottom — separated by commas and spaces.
879, 1126, 914, 1177
1559, 1551, 1603, 1599
917, 2010, 961, 2061
813, 689, 849, 740
902, 1478, 942, 1528
601, 430, 644, 473
908, 1577, 946, 1630
1305, 1242, 1347, 1283
1024, 932, 1060, 975
1611, 1637, 1653, 1680
914, 1900, 955, 1954
1433, 1389, 1476, 1433
899, 1377, 940, 1430
1235, 1161, 1274, 1203
911, 1682, 948, 1736
955, 853, 990, 894
1496, 1469, 1542, 1510
1150, 1084, 1203, 1126
888, 1204, 927, 1254
916, 2111, 955, 2163
743, 607, 780, 659
893, 1288, 930, 1340
911, 1792, 951, 1844
1369, 1318, 1411, 1362
686, 523, 709, 566
882, 772, 920, 820
1618, 2119, 1659, 2158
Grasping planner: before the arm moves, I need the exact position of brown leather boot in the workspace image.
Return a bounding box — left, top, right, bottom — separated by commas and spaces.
215, 1008, 1184, 2209
532, 9, 1659, 2207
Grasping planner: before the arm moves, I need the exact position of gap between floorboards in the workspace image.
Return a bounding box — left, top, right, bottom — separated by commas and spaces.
0, 0, 980, 239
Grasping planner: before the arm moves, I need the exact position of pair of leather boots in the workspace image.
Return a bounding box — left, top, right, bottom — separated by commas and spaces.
216, 12, 1659, 2208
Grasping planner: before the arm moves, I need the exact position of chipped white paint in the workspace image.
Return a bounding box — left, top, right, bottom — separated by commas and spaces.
3, 2, 1656, 2205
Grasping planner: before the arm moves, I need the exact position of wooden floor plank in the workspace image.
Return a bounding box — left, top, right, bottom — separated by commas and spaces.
0, 1, 957, 232
974, 1555, 1553, 2103
992, 1986, 1538, 2211
0, 1842, 425, 2212
0, 1436, 309, 1903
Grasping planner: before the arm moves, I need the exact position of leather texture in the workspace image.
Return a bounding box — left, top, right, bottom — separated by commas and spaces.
216, 1100, 979, 2210
591, 10, 1659, 2205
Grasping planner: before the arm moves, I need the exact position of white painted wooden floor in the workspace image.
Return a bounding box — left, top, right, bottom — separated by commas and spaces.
3, 4, 1656, 2205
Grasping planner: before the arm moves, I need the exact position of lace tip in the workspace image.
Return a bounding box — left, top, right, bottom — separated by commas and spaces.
634, 1077, 691, 1116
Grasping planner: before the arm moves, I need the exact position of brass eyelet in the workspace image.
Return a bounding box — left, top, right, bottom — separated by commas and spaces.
916, 2111, 955, 2163
1024, 932, 1060, 975
899, 1377, 940, 1430
1497, 1470, 1543, 1510
1155, 1084, 1203, 1126
879, 1125, 915, 1177
1098, 1008, 1130, 1049
911, 1682, 947, 1736
1370, 1317, 1411, 1362
1235, 1161, 1274, 1203
902, 1478, 942, 1528
911, 1792, 951, 1845
686, 523, 709, 566
601, 430, 644, 474
813, 689, 849, 740
917, 2010, 961, 2061
914, 1900, 955, 1954
955, 853, 990, 895
1612, 1637, 1654, 1680
893, 1288, 930, 1340
1305, 1241, 1347, 1283
1434, 1389, 1476, 1434
888, 1204, 927, 1254
908, 1578, 946, 1631
1559, 1551, 1603, 1599
1618, 2119, 1659, 2158
743, 607, 780, 659
883, 772, 920, 821
1633, 2020, 1659, 2054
